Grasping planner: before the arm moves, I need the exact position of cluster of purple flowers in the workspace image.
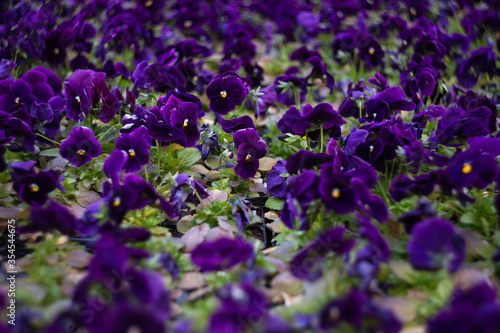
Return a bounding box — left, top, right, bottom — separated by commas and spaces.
1, 0, 500, 332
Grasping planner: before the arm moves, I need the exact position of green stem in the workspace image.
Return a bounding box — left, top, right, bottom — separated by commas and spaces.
98, 126, 116, 142
319, 123, 324, 153
36, 133, 61, 146
219, 155, 223, 184
156, 140, 161, 175
144, 165, 149, 182
293, 84, 301, 112
305, 130, 310, 151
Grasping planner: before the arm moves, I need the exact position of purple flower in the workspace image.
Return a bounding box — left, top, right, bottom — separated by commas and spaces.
197, 124, 220, 160
206, 72, 250, 115
319, 288, 401, 332
219, 115, 255, 133
11, 162, 63, 206
446, 136, 500, 189
208, 283, 269, 333
274, 73, 307, 106
407, 218, 465, 273
285, 150, 333, 175
278, 103, 345, 140
306, 56, 335, 93
290, 227, 355, 281
170, 173, 209, 216
267, 160, 287, 199
60, 127, 102, 167
64, 69, 95, 122
103, 150, 127, 196
428, 281, 500, 333
457, 47, 498, 88
22, 200, 77, 235
115, 132, 150, 173
233, 128, 267, 180
398, 200, 436, 233
191, 238, 253, 272
106, 175, 177, 223
280, 170, 320, 230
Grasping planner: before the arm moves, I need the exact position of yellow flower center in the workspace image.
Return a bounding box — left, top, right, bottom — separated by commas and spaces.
410, 7, 417, 16
369, 145, 374, 152
416, 92, 421, 103
15, 97, 20, 104
30, 184, 39, 193
77, 149, 86, 156
332, 188, 340, 199
145, 0, 153, 7
245, 153, 251, 161
184, 20, 193, 28
368, 47, 375, 55
128, 149, 136, 157
183, 119, 189, 127
220, 90, 227, 98
54, 48, 59, 55
112, 197, 121, 207
462, 163, 472, 174
75, 96, 81, 103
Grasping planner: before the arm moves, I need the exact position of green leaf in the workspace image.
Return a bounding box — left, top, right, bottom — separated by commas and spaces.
177, 148, 202, 166
265, 197, 284, 210
39, 148, 61, 157
101, 143, 115, 154
459, 212, 475, 224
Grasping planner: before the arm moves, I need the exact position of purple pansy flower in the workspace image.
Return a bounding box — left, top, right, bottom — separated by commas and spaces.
22, 200, 77, 235
457, 47, 498, 88
267, 160, 287, 199
407, 218, 465, 273
233, 128, 267, 180
115, 132, 150, 173
290, 227, 355, 281
103, 150, 127, 196
319, 288, 401, 332
60, 127, 102, 167
191, 238, 253, 272
206, 72, 250, 115
64, 69, 95, 122
11, 161, 64, 206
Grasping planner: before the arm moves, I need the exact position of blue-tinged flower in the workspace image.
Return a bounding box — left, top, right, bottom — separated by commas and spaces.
170, 173, 209, 216
197, 124, 220, 160
407, 218, 465, 273
191, 238, 253, 272
60, 127, 101, 167
290, 227, 355, 281
233, 128, 267, 180
206, 72, 250, 115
